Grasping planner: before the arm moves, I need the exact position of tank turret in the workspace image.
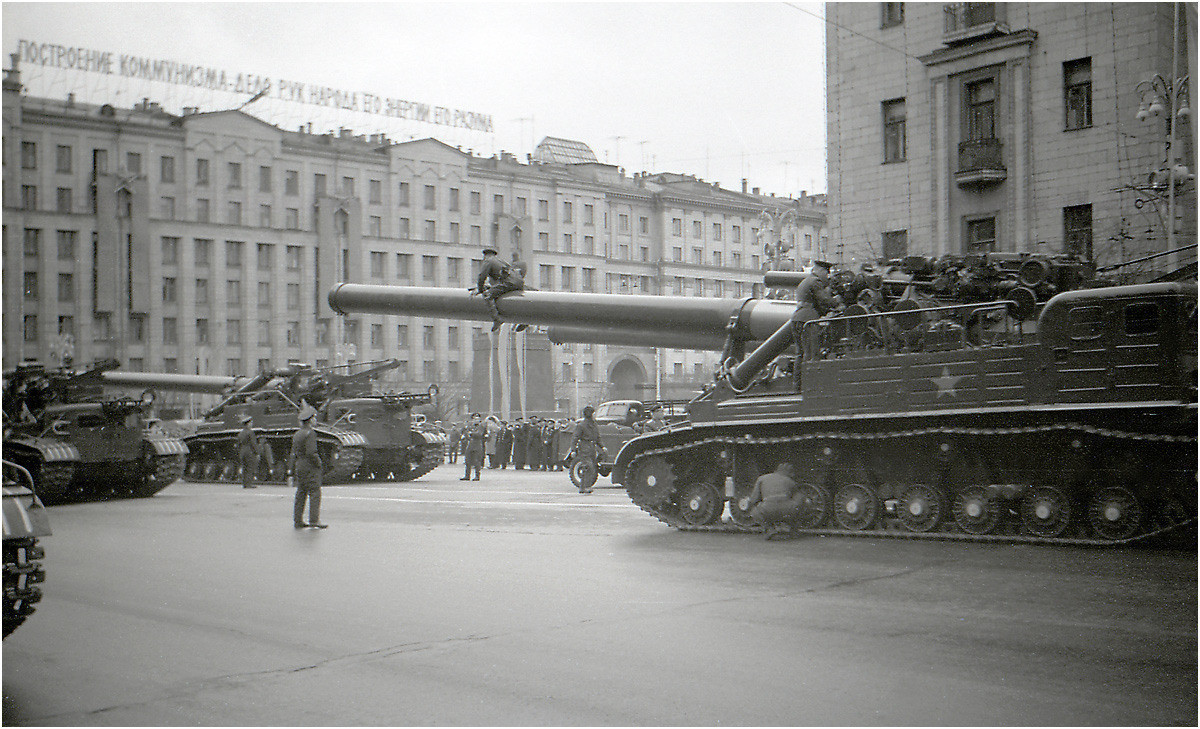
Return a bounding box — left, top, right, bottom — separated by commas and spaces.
328, 281, 1196, 546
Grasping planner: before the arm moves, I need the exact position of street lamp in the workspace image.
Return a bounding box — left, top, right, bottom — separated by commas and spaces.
758, 208, 799, 271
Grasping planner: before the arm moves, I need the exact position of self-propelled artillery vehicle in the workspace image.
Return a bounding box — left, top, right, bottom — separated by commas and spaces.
3, 359, 187, 502
103, 359, 444, 483
329, 281, 1197, 546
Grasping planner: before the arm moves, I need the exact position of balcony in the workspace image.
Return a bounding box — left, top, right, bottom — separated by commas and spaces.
956, 138, 1006, 187
943, 3, 1010, 45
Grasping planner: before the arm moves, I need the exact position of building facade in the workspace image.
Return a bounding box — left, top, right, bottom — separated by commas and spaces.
2, 64, 826, 418
827, 2, 1196, 277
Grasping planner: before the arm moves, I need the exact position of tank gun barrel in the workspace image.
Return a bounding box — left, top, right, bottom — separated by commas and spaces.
546, 325, 728, 351
328, 284, 796, 343
102, 371, 244, 395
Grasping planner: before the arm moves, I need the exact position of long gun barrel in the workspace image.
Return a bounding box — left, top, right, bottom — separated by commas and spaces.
546, 325, 728, 351
328, 284, 797, 344
102, 371, 244, 395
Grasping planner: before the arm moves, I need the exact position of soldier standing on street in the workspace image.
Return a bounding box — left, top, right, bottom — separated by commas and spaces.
288, 406, 327, 529
569, 406, 604, 494
461, 412, 486, 481
789, 260, 839, 386
499, 422, 513, 469
512, 417, 528, 469
472, 247, 526, 332
447, 423, 461, 465
527, 416, 545, 471
237, 414, 260, 489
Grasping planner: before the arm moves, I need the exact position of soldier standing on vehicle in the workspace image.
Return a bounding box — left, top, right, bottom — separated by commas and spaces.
569, 406, 604, 494
237, 414, 260, 489
461, 412, 486, 481
288, 406, 327, 529
746, 462, 803, 540
789, 260, 839, 384
472, 247, 526, 332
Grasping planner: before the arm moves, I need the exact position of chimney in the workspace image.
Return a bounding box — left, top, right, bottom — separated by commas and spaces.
741, 178, 747, 193
66, 92, 75, 107
752, 187, 760, 195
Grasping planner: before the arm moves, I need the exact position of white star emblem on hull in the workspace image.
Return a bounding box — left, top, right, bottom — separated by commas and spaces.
931, 366, 965, 398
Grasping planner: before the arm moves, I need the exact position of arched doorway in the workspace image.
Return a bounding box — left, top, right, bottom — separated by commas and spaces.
608, 357, 648, 401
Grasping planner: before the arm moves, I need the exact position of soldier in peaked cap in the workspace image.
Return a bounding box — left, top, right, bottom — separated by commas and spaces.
472, 247, 526, 332
790, 260, 839, 385
237, 414, 260, 489
288, 404, 326, 528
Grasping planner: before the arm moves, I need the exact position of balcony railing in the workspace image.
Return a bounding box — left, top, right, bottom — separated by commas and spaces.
956, 138, 1007, 187
943, 2, 1009, 44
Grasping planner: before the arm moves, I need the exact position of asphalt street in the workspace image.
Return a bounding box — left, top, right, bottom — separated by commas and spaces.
3, 464, 1196, 726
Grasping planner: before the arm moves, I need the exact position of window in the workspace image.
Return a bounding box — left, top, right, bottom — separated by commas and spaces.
195, 319, 209, 344
1124, 303, 1160, 336
422, 184, 436, 210
450, 222, 460, 244
516, 197, 527, 217
286, 208, 300, 229
882, 2, 904, 27
196, 158, 209, 185
161, 196, 175, 219
368, 179, 381, 204
449, 187, 460, 211
732, 252, 742, 267
58, 230, 78, 260
424, 220, 436, 241
368, 216, 381, 236
712, 222, 722, 241
163, 318, 177, 345
538, 199, 549, 220
494, 194, 504, 214
315, 320, 329, 346
125, 152, 141, 175
129, 315, 146, 343
472, 226, 483, 246
21, 141, 37, 169
398, 218, 410, 239
226, 358, 242, 377
584, 204, 594, 225
58, 316, 75, 337
732, 225, 741, 243
1063, 204, 1092, 258
161, 155, 175, 183
227, 201, 242, 225
314, 173, 326, 197
24, 315, 37, 342
561, 266, 574, 290
286, 321, 300, 346
692, 220, 703, 238
564, 201, 573, 223
56, 144, 72, 173
423, 255, 437, 281
341, 176, 354, 197
162, 277, 176, 303
883, 98, 907, 162
23, 271, 38, 299
583, 363, 593, 380
1067, 306, 1103, 340
882, 230, 908, 259
396, 253, 412, 278
1064, 58, 1092, 130
447, 257, 461, 283
24, 228, 40, 257
226, 240, 243, 268
56, 187, 72, 213
195, 238, 211, 266
540, 264, 553, 288
448, 326, 459, 350
226, 279, 241, 305
673, 246, 683, 261
965, 78, 996, 140
286, 245, 301, 270
58, 273, 74, 302
370, 251, 386, 278
470, 191, 482, 214
965, 216, 996, 253
259, 204, 271, 228
371, 323, 383, 348
285, 169, 299, 195
583, 235, 594, 255
713, 250, 723, 266
257, 282, 271, 308
196, 198, 210, 222
618, 214, 629, 232
640, 216, 650, 235
619, 243, 630, 260
398, 181, 410, 206
537, 231, 549, 250
423, 326, 435, 349
582, 268, 595, 292
693, 247, 703, 264
225, 319, 242, 345
286, 283, 299, 310
21, 185, 37, 210
672, 218, 683, 236
196, 278, 209, 305
397, 324, 409, 347
423, 361, 436, 382
563, 233, 573, 253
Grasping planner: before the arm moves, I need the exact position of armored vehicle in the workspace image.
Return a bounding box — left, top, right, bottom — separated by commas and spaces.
330, 281, 1196, 546
3, 359, 187, 502
104, 360, 443, 483
3, 460, 51, 638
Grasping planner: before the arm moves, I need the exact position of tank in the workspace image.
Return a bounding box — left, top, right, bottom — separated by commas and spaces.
3, 359, 188, 502
3, 460, 52, 638
329, 281, 1197, 546
103, 360, 444, 484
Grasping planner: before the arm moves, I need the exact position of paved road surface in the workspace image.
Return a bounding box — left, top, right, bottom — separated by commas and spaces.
4, 465, 1196, 725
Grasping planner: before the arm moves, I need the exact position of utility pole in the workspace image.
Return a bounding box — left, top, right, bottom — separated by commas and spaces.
638, 140, 649, 171
610, 135, 625, 167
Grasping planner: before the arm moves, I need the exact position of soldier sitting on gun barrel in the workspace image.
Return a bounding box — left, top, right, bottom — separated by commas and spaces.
471, 247, 526, 332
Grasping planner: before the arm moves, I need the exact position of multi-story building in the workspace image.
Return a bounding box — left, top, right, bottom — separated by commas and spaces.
2, 64, 825, 419
827, 2, 1196, 277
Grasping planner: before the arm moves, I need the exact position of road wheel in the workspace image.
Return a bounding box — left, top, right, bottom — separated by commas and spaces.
1086, 486, 1143, 541
952, 486, 1001, 535
793, 482, 831, 529
832, 483, 879, 531
569, 457, 586, 488
1020, 485, 1072, 537
678, 482, 722, 525
897, 484, 944, 533
629, 456, 675, 508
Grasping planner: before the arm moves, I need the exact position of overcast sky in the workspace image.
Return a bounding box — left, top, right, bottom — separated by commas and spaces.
3, 2, 828, 196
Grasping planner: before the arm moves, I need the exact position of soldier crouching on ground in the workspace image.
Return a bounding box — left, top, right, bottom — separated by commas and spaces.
471, 247, 526, 332
288, 405, 327, 529
746, 462, 803, 540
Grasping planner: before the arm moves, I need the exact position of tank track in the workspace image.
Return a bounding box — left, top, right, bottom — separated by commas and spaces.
395, 445, 443, 482
625, 422, 1197, 547
32, 462, 77, 503
185, 445, 364, 485
124, 453, 185, 498
3, 537, 46, 638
